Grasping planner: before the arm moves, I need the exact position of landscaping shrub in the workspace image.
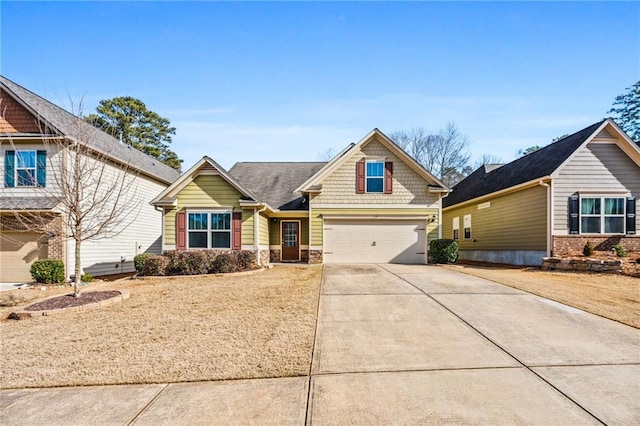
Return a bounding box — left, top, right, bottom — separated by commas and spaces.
165, 250, 209, 275
140, 255, 170, 276
429, 239, 459, 264
235, 250, 256, 271
211, 252, 237, 274
613, 244, 628, 257
81, 273, 94, 283
30, 259, 66, 284
134, 253, 154, 272
583, 242, 594, 256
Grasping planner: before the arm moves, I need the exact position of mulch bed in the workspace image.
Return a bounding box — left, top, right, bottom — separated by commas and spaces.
24, 291, 122, 311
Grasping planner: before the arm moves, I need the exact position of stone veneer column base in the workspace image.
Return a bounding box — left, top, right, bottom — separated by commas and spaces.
259, 249, 270, 265
308, 250, 323, 264
553, 236, 640, 255
270, 249, 281, 263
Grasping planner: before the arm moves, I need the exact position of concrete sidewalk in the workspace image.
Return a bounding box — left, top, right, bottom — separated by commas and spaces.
2, 264, 639, 425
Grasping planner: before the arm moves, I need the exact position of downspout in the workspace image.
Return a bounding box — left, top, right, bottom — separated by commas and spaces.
538, 180, 551, 257
254, 205, 267, 266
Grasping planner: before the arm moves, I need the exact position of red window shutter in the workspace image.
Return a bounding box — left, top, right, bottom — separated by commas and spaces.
176, 211, 186, 250
384, 161, 393, 194
356, 160, 365, 194
232, 212, 242, 250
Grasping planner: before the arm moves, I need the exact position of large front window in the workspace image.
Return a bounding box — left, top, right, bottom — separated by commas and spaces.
188, 212, 231, 249
581, 197, 625, 234
366, 161, 384, 193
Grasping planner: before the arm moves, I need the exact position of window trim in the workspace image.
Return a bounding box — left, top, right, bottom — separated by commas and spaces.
365, 160, 384, 193
186, 210, 233, 249
579, 196, 626, 235
463, 214, 472, 240
452, 216, 460, 240
15, 150, 37, 187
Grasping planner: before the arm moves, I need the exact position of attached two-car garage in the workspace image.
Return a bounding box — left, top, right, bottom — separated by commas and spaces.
322, 219, 427, 264
0, 232, 48, 282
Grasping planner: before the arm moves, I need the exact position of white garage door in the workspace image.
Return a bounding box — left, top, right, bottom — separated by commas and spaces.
323, 219, 426, 264
0, 232, 48, 282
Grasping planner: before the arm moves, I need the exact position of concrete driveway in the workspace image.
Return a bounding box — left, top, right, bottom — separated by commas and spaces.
2, 264, 639, 425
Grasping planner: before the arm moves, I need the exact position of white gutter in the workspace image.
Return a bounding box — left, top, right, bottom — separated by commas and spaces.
253, 205, 268, 266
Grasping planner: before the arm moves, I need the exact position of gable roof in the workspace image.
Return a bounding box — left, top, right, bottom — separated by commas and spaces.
295, 128, 448, 193
229, 162, 326, 210
443, 119, 639, 208
0, 76, 180, 185
150, 156, 262, 206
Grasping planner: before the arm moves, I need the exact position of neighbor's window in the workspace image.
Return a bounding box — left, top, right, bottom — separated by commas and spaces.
452, 216, 460, 240
366, 161, 384, 193
581, 197, 625, 234
463, 214, 472, 239
187, 212, 231, 249
16, 150, 36, 187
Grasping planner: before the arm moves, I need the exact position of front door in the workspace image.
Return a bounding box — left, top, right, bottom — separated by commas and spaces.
281, 221, 300, 261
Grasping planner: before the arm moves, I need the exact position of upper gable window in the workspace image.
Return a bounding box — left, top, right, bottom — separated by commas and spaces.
366, 161, 384, 193
4, 150, 46, 188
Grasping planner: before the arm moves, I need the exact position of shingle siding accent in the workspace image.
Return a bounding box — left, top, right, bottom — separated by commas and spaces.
312, 137, 438, 205
0, 90, 41, 133
553, 142, 640, 233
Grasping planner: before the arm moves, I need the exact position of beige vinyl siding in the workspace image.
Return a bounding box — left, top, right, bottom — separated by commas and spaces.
163, 175, 243, 248
443, 185, 547, 251
311, 207, 438, 247
259, 213, 269, 246
242, 209, 254, 247
70, 160, 169, 277
553, 142, 640, 233
312, 136, 439, 205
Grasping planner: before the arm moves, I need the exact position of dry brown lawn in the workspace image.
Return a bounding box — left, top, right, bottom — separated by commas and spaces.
0, 266, 322, 389
445, 264, 640, 328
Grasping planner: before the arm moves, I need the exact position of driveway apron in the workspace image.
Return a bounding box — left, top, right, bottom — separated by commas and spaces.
308, 264, 640, 425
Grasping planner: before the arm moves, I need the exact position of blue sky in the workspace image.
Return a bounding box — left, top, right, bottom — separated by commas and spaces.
2, 1, 638, 170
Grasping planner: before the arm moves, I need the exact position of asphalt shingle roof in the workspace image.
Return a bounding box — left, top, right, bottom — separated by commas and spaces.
229, 162, 327, 210
0, 196, 60, 210
1, 76, 180, 185
443, 120, 606, 208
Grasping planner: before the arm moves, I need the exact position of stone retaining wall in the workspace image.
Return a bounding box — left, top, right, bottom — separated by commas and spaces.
542, 257, 622, 273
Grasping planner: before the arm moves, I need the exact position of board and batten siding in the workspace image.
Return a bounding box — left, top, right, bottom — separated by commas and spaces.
443, 185, 547, 251
163, 175, 245, 248
311, 136, 440, 206
553, 141, 640, 234
311, 207, 439, 247
67, 158, 170, 277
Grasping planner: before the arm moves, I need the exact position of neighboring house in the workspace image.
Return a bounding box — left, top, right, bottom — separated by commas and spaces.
0, 76, 180, 281
151, 129, 449, 264
442, 119, 639, 266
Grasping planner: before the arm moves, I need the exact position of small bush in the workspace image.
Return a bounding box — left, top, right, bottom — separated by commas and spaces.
211, 252, 236, 274
583, 242, 594, 256
134, 253, 153, 272
165, 250, 209, 275
429, 239, 459, 264
140, 255, 170, 276
81, 273, 94, 283
30, 259, 66, 284
613, 244, 628, 257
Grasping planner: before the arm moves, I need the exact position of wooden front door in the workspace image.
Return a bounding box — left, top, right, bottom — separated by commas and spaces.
281, 221, 300, 261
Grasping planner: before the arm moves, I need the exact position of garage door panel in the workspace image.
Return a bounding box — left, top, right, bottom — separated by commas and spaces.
324, 219, 426, 264
0, 232, 48, 282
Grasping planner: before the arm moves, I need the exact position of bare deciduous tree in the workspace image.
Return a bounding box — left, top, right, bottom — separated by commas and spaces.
2, 99, 142, 296
390, 122, 471, 187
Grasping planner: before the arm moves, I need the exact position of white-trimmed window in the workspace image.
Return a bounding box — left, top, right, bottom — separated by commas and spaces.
187, 211, 232, 249
452, 217, 460, 240
580, 197, 625, 234
16, 150, 37, 187
463, 214, 472, 239
366, 161, 384, 193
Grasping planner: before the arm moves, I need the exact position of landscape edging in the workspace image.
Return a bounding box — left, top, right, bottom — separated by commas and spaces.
8, 290, 130, 320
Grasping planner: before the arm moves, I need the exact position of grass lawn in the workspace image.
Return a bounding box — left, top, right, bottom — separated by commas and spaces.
0, 266, 322, 389
445, 264, 639, 328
